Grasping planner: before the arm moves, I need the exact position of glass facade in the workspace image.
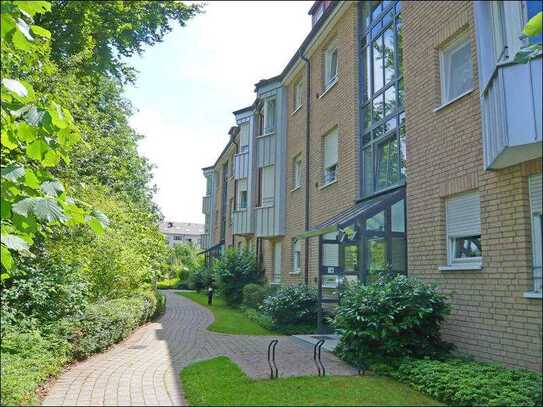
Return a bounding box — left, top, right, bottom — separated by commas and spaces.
360, 0, 405, 197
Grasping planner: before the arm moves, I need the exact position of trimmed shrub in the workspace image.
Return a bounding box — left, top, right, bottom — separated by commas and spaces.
374, 357, 543, 407
189, 265, 214, 292
333, 274, 452, 369
242, 283, 269, 308
214, 249, 263, 305
261, 285, 318, 325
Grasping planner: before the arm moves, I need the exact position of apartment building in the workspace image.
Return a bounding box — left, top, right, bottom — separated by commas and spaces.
200, 0, 542, 371
159, 221, 205, 248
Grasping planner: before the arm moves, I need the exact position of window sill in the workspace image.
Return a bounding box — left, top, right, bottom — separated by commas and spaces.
291, 185, 302, 193
256, 205, 274, 209
291, 105, 302, 116
438, 264, 482, 271
319, 78, 338, 99
234, 208, 248, 213
257, 131, 275, 139
523, 291, 542, 299
289, 270, 301, 275
433, 88, 474, 112
319, 179, 338, 190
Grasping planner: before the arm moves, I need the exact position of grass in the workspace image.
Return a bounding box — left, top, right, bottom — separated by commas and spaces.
181, 356, 442, 406
177, 291, 273, 335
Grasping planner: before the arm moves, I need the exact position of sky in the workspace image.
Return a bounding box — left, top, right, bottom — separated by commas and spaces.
126, 1, 313, 224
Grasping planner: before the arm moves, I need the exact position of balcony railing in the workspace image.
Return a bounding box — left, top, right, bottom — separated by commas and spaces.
232, 210, 251, 235
255, 205, 276, 237
256, 133, 276, 167
234, 152, 249, 179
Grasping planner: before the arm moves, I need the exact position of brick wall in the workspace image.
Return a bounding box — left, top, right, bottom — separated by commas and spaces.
284, 2, 359, 287
403, 0, 542, 371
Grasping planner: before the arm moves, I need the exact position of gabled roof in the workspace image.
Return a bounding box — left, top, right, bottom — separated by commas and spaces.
159, 221, 205, 235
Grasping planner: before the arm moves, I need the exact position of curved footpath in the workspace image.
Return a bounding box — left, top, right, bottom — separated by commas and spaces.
42, 290, 356, 406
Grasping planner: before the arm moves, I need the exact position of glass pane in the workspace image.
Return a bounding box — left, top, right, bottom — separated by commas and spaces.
391, 200, 405, 232
384, 117, 396, 134
362, 131, 371, 145
399, 115, 406, 178
398, 77, 405, 107
373, 92, 384, 122
447, 41, 473, 100
391, 236, 406, 273
344, 245, 359, 272
373, 36, 384, 93
373, 124, 385, 139
384, 26, 395, 84
362, 47, 370, 100
372, 1, 383, 21
363, 147, 374, 195
376, 136, 399, 190
367, 237, 386, 282
367, 210, 385, 231
363, 103, 372, 130
454, 236, 482, 259
384, 85, 396, 117
396, 14, 403, 76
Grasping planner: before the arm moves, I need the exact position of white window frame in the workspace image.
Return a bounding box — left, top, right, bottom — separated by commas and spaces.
445, 191, 482, 267
294, 81, 303, 111
272, 241, 282, 284
263, 98, 276, 135
439, 36, 473, 105
237, 178, 248, 210
528, 173, 542, 295
322, 128, 338, 186
293, 155, 302, 190
292, 239, 301, 273
324, 46, 338, 89
259, 165, 275, 208
239, 123, 250, 153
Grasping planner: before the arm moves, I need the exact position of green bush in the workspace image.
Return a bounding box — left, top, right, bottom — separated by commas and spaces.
261, 285, 318, 326
333, 274, 452, 370
373, 357, 543, 406
189, 265, 214, 292
242, 283, 269, 308
157, 278, 180, 289
214, 249, 263, 305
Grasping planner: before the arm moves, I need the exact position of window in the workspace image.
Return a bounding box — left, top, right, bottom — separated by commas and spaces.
323, 128, 338, 185
205, 175, 212, 196
292, 239, 301, 273
264, 98, 276, 134
273, 241, 282, 284
174, 235, 183, 241
239, 123, 249, 153
324, 46, 338, 88
293, 155, 302, 189
529, 173, 542, 293
440, 36, 473, 103
258, 165, 274, 207
294, 80, 303, 111
361, 1, 405, 197
237, 179, 248, 210
446, 191, 482, 266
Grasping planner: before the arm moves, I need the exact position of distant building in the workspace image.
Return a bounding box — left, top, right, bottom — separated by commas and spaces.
159, 221, 205, 248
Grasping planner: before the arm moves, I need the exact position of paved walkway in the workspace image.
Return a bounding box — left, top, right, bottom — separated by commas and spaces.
42, 291, 356, 406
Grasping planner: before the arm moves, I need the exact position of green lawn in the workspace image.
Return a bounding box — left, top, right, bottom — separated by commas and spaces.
177, 292, 273, 335
181, 356, 442, 406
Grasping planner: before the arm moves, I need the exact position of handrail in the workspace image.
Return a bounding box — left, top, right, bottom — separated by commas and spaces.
313, 339, 326, 377
267, 339, 279, 379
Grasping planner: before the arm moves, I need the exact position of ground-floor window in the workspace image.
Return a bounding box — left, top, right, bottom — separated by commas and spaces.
529, 174, 542, 293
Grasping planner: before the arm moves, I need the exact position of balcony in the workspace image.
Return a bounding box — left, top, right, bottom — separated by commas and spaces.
256, 133, 276, 167
202, 196, 211, 214
481, 57, 542, 170
234, 151, 249, 179
255, 202, 276, 237
232, 210, 251, 235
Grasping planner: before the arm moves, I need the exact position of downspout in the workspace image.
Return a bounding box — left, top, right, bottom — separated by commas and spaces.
301, 52, 311, 286
228, 126, 240, 247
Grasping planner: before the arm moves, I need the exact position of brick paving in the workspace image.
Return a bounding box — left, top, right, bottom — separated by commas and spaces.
42, 291, 356, 406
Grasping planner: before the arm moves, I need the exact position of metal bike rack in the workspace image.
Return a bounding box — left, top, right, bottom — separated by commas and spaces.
313, 339, 326, 377
267, 339, 279, 379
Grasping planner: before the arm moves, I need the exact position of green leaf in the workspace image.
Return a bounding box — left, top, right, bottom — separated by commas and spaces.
42, 149, 60, 167
57, 127, 79, 147
12, 29, 32, 51
1, 78, 28, 97
1, 15, 16, 41
1, 234, 30, 252
1, 165, 25, 182
1, 131, 18, 150
16, 122, 38, 142
0, 199, 11, 219
26, 138, 48, 161
87, 217, 105, 234
12, 197, 34, 217
30, 25, 50, 39
523, 12, 543, 37
15, 17, 33, 41
1, 245, 13, 271
31, 197, 68, 223
13, 1, 52, 16
23, 169, 40, 189
41, 180, 65, 196
48, 102, 67, 129
24, 105, 44, 126
12, 213, 37, 233
92, 210, 110, 227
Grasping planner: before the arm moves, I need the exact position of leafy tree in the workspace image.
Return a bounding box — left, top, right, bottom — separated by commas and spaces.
36, 1, 202, 83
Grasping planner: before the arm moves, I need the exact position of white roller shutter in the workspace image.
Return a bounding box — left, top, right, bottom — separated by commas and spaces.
323, 128, 338, 169
446, 191, 481, 238
529, 173, 542, 214
262, 165, 274, 204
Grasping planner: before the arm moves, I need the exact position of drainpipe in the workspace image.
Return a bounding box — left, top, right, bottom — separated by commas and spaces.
301, 52, 311, 286
228, 126, 240, 247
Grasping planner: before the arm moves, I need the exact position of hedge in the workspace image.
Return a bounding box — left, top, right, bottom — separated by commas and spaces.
0, 290, 163, 406
373, 357, 543, 407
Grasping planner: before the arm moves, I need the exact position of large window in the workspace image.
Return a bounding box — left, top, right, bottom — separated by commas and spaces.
294, 80, 303, 111
293, 155, 302, 189
258, 165, 274, 207
445, 191, 482, 266
529, 174, 542, 293
324, 45, 338, 88
360, 1, 405, 197
292, 239, 301, 273
239, 122, 249, 153
323, 128, 338, 185
264, 98, 276, 134
273, 242, 282, 284
237, 178, 248, 210
440, 36, 473, 104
